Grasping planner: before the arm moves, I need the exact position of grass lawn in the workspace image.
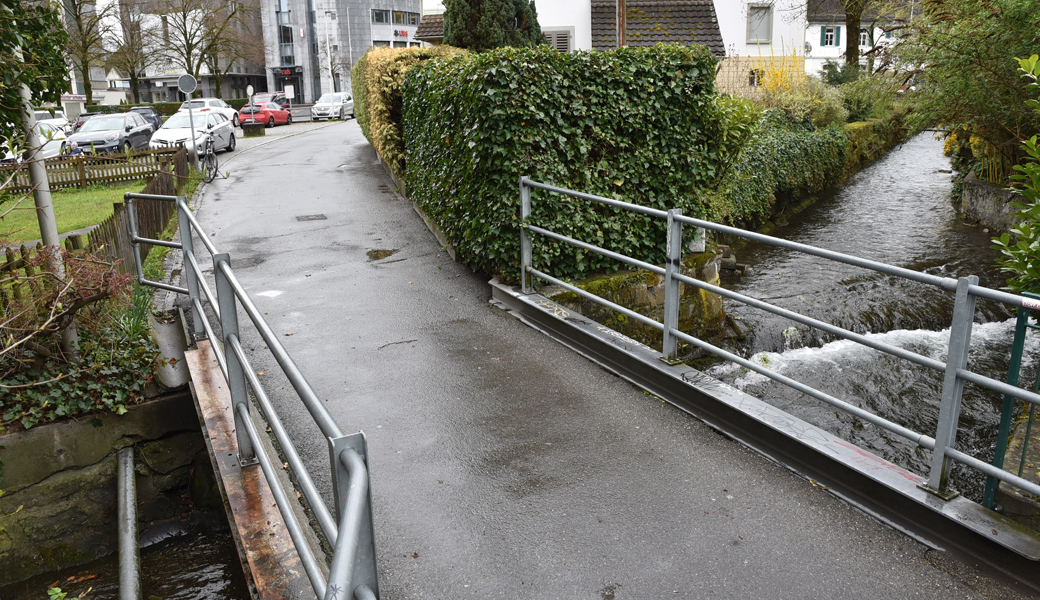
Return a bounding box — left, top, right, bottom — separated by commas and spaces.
0, 180, 148, 245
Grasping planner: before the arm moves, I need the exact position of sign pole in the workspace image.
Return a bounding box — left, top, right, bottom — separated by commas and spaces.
177, 74, 198, 169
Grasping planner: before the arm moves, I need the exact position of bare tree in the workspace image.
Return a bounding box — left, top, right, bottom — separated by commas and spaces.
155, 0, 252, 95
202, 0, 263, 98
107, 0, 158, 103
64, 0, 115, 104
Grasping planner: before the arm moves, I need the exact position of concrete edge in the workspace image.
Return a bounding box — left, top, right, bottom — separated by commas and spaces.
374, 151, 457, 261
489, 278, 1040, 592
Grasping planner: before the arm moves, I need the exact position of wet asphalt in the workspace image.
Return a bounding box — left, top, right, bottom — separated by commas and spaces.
194, 121, 1036, 600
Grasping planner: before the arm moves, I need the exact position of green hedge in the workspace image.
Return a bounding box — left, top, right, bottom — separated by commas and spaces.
352, 45, 467, 176
403, 44, 727, 282
706, 110, 849, 223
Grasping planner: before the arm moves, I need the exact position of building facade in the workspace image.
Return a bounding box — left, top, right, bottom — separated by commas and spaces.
259, 0, 422, 104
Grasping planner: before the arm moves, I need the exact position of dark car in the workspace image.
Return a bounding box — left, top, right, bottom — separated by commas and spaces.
251, 92, 290, 110
71, 112, 99, 133
65, 112, 153, 154
129, 106, 162, 131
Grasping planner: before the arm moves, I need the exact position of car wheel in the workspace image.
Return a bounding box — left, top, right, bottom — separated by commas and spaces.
60, 142, 67, 155
233, 114, 240, 127
267, 117, 274, 128
287, 114, 292, 125
226, 132, 236, 152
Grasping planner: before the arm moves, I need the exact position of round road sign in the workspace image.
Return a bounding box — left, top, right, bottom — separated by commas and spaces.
177, 74, 198, 94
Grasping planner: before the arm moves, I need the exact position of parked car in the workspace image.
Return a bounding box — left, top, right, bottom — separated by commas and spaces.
71, 112, 99, 133
310, 93, 353, 121
178, 98, 241, 127
150, 110, 235, 155
65, 112, 153, 154
129, 106, 162, 131
33, 109, 70, 133
251, 92, 290, 110
239, 102, 292, 128
1, 122, 67, 162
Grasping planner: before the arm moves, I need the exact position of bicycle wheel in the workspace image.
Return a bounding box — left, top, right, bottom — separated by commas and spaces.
201, 147, 218, 183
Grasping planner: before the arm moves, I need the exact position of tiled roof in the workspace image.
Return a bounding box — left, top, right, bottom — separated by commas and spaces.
415, 13, 444, 40
591, 0, 725, 55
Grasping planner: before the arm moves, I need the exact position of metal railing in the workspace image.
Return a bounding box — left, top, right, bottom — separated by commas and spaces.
519, 176, 1040, 502
124, 192, 379, 600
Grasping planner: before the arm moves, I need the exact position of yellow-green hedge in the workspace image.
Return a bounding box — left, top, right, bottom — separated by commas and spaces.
351, 45, 467, 176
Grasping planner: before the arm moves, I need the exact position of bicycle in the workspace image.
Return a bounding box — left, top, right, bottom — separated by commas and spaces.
199, 134, 218, 183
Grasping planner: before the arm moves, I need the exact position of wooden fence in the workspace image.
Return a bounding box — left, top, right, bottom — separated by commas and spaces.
0, 148, 182, 194
1, 148, 187, 309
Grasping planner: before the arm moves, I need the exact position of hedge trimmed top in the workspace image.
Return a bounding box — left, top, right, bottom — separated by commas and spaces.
403, 44, 737, 280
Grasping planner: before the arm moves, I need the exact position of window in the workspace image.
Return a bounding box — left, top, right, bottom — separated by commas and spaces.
277, 10, 291, 25
373, 40, 390, 47
408, 12, 419, 25
859, 28, 870, 47
279, 24, 295, 65
392, 40, 407, 47
821, 26, 840, 47
747, 5, 772, 44
372, 9, 389, 24
392, 10, 406, 24
543, 30, 572, 53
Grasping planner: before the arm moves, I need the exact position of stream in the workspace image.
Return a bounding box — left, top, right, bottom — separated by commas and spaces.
708, 133, 1039, 501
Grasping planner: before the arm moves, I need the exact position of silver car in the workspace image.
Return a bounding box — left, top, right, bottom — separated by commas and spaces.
150, 110, 236, 156
310, 93, 354, 121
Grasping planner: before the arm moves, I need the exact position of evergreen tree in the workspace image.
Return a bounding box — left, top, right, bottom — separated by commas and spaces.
443, 0, 541, 52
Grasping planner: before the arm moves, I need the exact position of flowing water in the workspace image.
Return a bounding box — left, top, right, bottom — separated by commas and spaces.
708, 133, 1040, 501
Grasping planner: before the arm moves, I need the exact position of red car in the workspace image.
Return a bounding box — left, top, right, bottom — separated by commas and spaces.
239, 102, 292, 128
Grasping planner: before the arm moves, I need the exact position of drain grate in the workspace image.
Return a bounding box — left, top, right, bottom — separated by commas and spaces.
296, 214, 328, 221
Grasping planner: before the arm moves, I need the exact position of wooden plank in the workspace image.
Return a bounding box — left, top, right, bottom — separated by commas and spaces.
185, 341, 319, 600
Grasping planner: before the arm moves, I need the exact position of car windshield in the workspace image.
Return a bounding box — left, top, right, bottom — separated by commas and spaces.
161, 114, 203, 129
34, 111, 51, 120
317, 94, 333, 104
78, 115, 125, 132
180, 101, 205, 109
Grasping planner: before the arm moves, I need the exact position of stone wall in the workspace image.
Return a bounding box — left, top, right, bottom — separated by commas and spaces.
0, 392, 213, 586
961, 170, 1022, 234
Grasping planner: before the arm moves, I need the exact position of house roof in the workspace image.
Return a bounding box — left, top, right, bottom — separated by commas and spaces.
415, 13, 444, 41
590, 0, 725, 55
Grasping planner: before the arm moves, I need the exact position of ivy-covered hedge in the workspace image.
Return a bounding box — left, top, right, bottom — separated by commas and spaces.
705, 110, 850, 223
403, 44, 730, 282
352, 45, 467, 176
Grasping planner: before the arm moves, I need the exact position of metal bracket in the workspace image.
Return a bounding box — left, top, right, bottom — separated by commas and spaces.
237, 451, 260, 468
658, 355, 687, 366
917, 482, 960, 501
328, 432, 380, 599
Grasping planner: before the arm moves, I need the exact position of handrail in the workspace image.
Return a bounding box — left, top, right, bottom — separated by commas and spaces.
518, 177, 1040, 503
124, 192, 381, 599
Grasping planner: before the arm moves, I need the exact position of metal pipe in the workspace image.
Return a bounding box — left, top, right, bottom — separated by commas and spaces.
527, 225, 665, 275
945, 447, 1040, 498
186, 250, 220, 320
529, 267, 664, 331
968, 284, 1040, 313
523, 178, 669, 219
671, 272, 947, 373
955, 368, 1040, 407
141, 280, 190, 295
131, 237, 183, 250
326, 448, 369, 600
670, 328, 936, 450
354, 585, 378, 600
218, 261, 344, 440
236, 403, 328, 596
124, 197, 146, 285
117, 447, 142, 600
227, 335, 338, 542
671, 213, 957, 292
194, 296, 228, 378
177, 205, 220, 256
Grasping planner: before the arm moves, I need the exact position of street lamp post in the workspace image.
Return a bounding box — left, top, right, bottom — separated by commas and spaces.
323, 10, 334, 92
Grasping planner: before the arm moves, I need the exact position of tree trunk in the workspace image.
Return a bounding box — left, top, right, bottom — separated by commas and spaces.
83, 73, 93, 105
130, 73, 140, 104
844, 2, 863, 67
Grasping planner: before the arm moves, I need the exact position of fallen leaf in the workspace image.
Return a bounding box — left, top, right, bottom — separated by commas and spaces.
283, 462, 289, 469
295, 490, 301, 499
492, 357, 500, 360
412, 552, 419, 558
258, 372, 265, 376
285, 333, 293, 336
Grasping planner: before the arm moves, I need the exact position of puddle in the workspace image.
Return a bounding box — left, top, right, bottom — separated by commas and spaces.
366, 249, 399, 261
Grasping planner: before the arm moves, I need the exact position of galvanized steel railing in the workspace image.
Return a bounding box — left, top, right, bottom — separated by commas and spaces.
124, 192, 380, 600
519, 177, 1040, 503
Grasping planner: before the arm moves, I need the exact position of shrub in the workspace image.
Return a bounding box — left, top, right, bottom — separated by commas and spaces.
351, 45, 468, 176
839, 74, 902, 122
821, 59, 862, 86
404, 44, 727, 282
763, 75, 848, 128
707, 109, 850, 223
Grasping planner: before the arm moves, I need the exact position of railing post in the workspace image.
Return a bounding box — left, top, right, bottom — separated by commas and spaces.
661, 209, 683, 362
328, 432, 380, 600
925, 275, 978, 498
520, 176, 533, 294
983, 291, 1040, 509
178, 196, 201, 339
213, 253, 258, 467
124, 196, 146, 285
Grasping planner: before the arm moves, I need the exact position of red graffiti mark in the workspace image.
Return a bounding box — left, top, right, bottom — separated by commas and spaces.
833, 439, 924, 483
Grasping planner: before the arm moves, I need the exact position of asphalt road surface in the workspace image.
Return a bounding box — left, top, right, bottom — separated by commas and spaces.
194, 121, 1037, 599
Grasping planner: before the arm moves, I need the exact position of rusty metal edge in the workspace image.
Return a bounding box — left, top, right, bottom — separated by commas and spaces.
185, 340, 319, 600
